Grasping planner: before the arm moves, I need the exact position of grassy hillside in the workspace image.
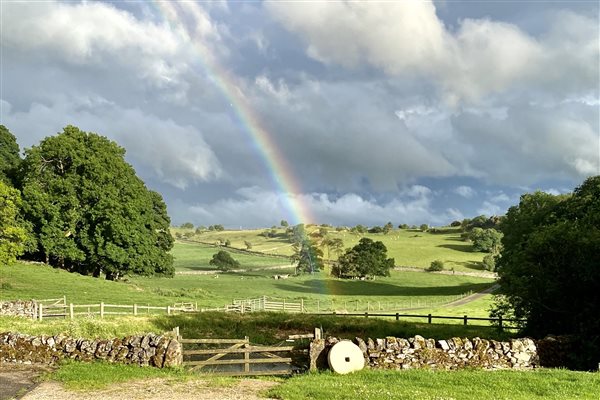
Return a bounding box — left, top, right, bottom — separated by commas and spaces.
173, 241, 291, 272
173, 226, 488, 272
0, 262, 494, 312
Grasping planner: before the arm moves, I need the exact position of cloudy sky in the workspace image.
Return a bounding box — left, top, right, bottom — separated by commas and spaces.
1, 1, 598, 228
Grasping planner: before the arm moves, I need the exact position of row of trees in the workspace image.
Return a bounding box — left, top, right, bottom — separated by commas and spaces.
0, 125, 174, 279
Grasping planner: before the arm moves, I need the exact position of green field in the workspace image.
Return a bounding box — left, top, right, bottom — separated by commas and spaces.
1, 262, 494, 312
173, 241, 291, 272
174, 226, 488, 272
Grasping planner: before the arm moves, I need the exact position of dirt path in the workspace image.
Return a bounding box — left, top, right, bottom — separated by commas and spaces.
394, 266, 497, 279
444, 284, 500, 307
0, 364, 52, 400
19, 377, 278, 400
176, 265, 295, 275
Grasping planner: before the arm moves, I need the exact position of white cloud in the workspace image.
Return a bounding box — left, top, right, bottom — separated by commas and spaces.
477, 201, 503, 217
266, 1, 598, 103
2, 1, 223, 104
185, 186, 458, 228
2, 97, 222, 189
488, 192, 510, 203
454, 185, 476, 198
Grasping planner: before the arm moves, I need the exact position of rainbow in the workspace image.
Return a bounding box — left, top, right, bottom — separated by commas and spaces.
152, 1, 313, 226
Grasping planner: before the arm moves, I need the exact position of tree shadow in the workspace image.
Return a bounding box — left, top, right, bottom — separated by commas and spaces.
437, 243, 474, 253
444, 236, 467, 243
454, 261, 485, 271
274, 279, 491, 297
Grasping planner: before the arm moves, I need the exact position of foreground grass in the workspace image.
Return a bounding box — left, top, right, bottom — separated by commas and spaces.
269, 369, 600, 400
0, 312, 515, 344
44, 360, 191, 390
42, 360, 600, 399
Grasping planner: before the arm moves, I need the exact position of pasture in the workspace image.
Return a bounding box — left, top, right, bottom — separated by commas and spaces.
0, 261, 494, 313
174, 226, 489, 272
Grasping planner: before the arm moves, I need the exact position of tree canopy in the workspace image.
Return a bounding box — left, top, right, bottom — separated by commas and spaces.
0, 181, 28, 265
469, 227, 503, 253
292, 239, 324, 274
209, 250, 240, 272
493, 176, 600, 369
332, 238, 394, 279
20, 126, 174, 279
0, 125, 21, 185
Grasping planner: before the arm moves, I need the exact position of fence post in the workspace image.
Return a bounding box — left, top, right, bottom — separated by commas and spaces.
39, 304, 43, 321
364, 312, 368, 318
69, 303, 74, 320
100, 302, 104, 318
134, 304, 137, 316
463, 315, 468, 325
498, 315, 503, 329
167, 306, 171, 315
301, 299, 304, 313
428, 314, 432, 324
244, 336, 250, 373
395, 313, 399, 321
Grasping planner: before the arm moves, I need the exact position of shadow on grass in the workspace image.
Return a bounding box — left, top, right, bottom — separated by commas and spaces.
455, 261, 485, 271
151, 312, 515, 344
437, 243, 475, 253
273, 279, 492, 297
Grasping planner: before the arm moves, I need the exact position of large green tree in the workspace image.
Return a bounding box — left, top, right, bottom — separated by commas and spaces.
332, 238, 394, 279
493, 176, 600, 369
292, 239, 324, 274
0, 181, 28, 265
20, 126, 174, 279
469, 227, 503, 253
0, 125, 21, 185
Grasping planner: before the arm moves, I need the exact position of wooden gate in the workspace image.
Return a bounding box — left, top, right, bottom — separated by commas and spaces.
181, 336, 294, 376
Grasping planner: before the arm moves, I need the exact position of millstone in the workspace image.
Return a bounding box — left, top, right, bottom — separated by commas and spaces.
327, 340, 365, 374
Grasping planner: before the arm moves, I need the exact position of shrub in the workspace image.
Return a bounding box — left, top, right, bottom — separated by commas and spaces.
482, 254, 496, 271
427, 260, 444, 272
209, 250, 240, 271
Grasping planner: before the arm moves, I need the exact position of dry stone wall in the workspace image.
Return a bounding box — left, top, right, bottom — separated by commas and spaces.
0, 332, 182, 368
0, 301, 37, 318
311, 335, 538, 371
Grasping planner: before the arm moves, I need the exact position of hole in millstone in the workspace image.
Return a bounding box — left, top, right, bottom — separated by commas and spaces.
345, 357, 350, 362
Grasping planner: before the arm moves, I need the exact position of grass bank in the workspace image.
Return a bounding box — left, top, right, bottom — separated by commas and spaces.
0, 312, 514, 344
269, 369, 600, 400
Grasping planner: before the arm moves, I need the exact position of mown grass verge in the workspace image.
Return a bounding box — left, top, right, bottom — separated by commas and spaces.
42, 360, 191, 390
268, 369, 600, 400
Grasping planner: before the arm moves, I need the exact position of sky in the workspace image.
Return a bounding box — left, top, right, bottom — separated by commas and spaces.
1, 0, 599, 228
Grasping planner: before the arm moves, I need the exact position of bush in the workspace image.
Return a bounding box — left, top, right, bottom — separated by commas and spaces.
482, 254, 496, 271
209, 251, 240, 271
427, 260, 444, 272
420, 224, 429, 231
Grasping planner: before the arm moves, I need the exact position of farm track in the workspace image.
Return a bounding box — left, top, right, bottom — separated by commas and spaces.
394, 266, 497, 279
19, 378, 279, 400
444, 284, 500, 307
176, 265, 295, 275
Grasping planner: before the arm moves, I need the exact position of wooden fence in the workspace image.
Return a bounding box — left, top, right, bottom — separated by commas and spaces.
36, 300, 197, 320
315, 311, 526, 329
231, 296, 306, 313
180, 334, 294, 376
